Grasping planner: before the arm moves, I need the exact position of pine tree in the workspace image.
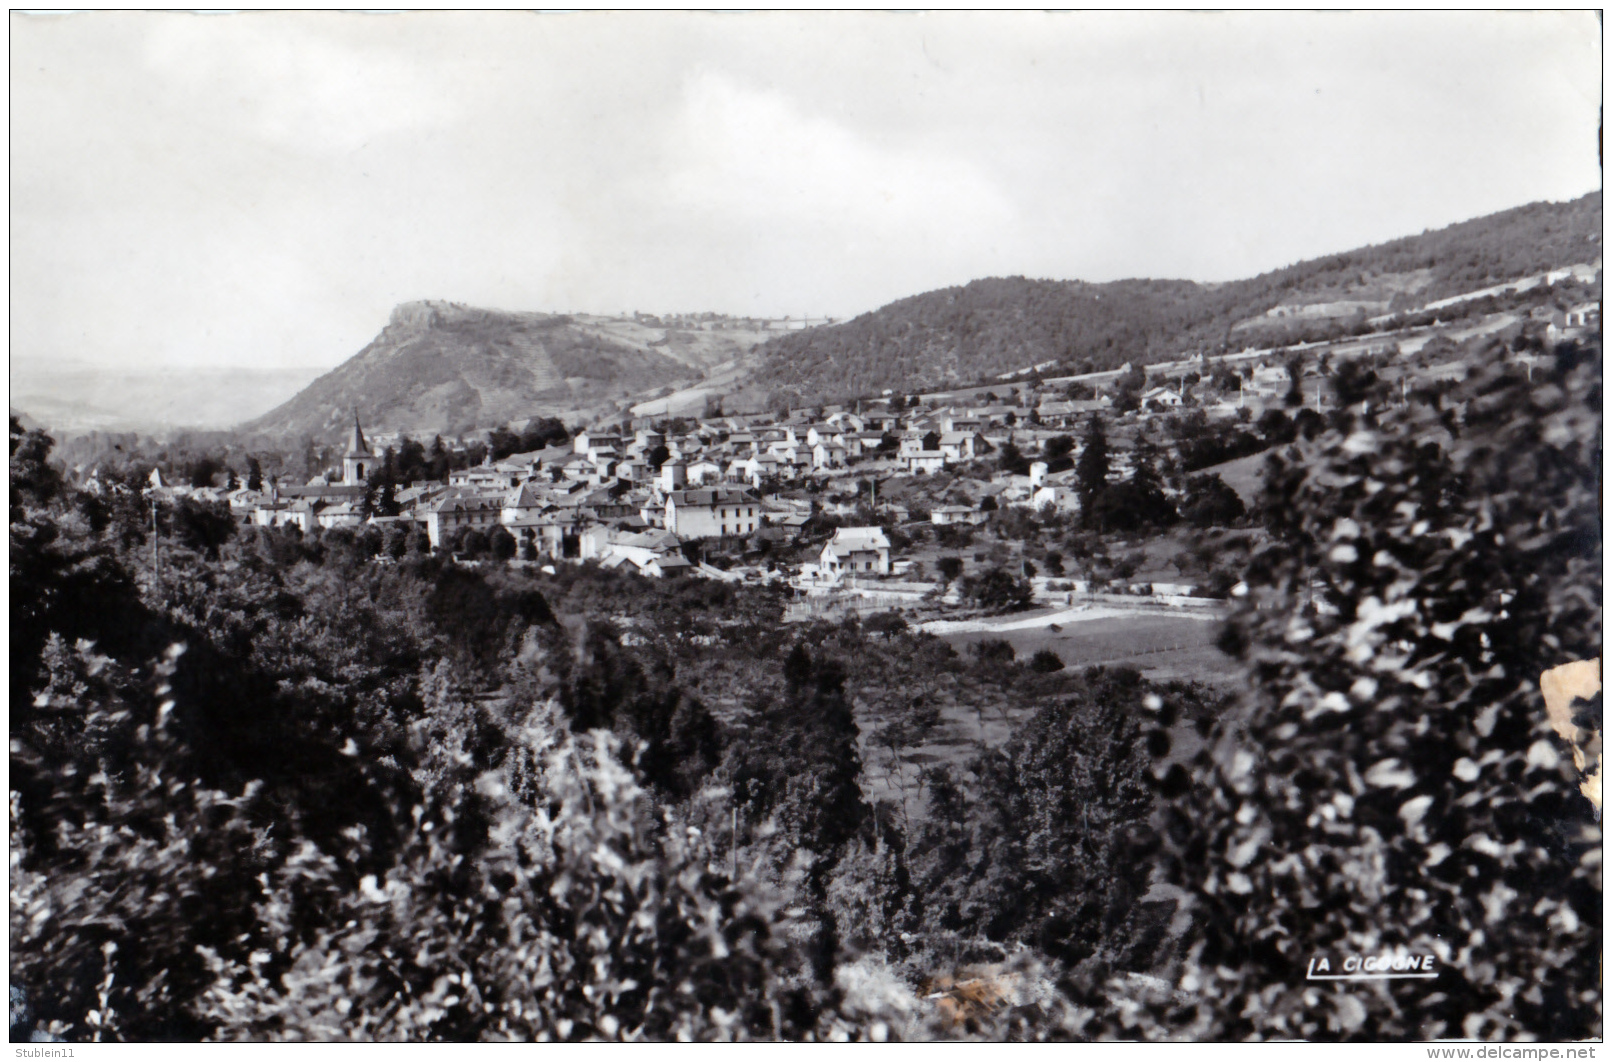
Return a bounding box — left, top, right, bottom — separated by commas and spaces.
1075, 416, 1109, 517
245, 457, 262, 492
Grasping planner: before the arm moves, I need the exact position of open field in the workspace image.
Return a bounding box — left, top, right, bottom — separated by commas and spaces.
853, 608, 1241, 825
935, 610, 1234, 683
1194, 451, 1270, 507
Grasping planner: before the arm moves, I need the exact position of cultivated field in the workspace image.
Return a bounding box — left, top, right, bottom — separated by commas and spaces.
853, 607, 1240, 825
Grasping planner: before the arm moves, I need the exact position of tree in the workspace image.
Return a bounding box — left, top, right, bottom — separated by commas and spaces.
1075, 417, 1110, 518
910, 667, 1166, 966
246, 457, 263, 492
963, 567, 1034, 611
488, 526, 516, 561
187, 456, 222, 489
1179, 473, 1247, 528
646, 445, 671, 470
1096, 342, 1603, 1040
383, 524, 409, 560
936, 556, 965, 583
1284, 354, 1305, 407
997, 442, 1029, 476
487, 423, 522, 460
1293, 406, 1327, 440
1256, 407, 1296, 446
163, 497, 236, 559
1088, 437, 1175, 534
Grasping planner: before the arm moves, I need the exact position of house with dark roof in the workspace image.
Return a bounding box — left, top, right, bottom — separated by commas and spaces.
422, 492, 506, 549
820, 526, 891, 576
664, 487, 761, 539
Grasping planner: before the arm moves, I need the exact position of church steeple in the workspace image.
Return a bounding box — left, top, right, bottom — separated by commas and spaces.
342, 409, 372, 484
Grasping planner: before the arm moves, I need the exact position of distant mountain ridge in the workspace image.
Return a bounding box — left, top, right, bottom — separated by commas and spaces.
750, 192, 1601, 403
11, 361, 325, 435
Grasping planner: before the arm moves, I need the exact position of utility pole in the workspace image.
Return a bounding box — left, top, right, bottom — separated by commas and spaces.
151, 499, 160, 583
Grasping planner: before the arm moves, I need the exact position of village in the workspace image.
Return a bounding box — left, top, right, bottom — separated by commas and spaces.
121, 284, 1599, 633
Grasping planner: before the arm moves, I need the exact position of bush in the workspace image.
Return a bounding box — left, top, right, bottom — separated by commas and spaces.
962, 568, 1034, 612
406, 527, 431, 555
970, 639, 1015, 665
863, 611, 909, 639
1027, 649, 1064, 673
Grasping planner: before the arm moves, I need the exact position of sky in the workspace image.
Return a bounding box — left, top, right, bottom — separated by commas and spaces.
11, 10, 1603, 372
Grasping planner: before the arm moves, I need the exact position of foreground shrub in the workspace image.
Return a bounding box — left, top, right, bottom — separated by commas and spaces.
12, 671, 837, 1040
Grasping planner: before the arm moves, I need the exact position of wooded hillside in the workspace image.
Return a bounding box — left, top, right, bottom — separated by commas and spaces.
753, 193, 1601, 402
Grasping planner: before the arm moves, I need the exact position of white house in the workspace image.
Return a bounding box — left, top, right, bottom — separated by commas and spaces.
906, 451, 948, 474
573, 430, 623, 456
315, 501, 365, 530
658, 462, 688, 492
811, 442, 849, 469
1140, 387, 1183, 410
1032, 485, 1080, 514
685, 459, 724, 486
601, 548, 693, 578
937, 431, 985, 462
931, 505, 988, 526
819, 526, 892, 576
664, 488, 762, 539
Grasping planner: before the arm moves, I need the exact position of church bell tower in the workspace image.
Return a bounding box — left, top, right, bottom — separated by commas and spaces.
342, 410, 372, 485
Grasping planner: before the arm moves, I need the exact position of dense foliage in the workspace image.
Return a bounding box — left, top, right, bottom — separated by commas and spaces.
1083, 340, 1602, 1039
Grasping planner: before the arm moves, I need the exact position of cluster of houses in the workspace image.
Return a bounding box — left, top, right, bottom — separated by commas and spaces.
117, 393, 1115, 584
120, 342, 1401, 585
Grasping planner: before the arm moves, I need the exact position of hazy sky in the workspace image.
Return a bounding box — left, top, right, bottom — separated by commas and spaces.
12, 10, 1602, 371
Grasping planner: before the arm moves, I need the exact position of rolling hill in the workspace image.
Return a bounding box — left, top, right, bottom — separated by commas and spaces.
750, 192, 1601, 404
240, 301, 775, 440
